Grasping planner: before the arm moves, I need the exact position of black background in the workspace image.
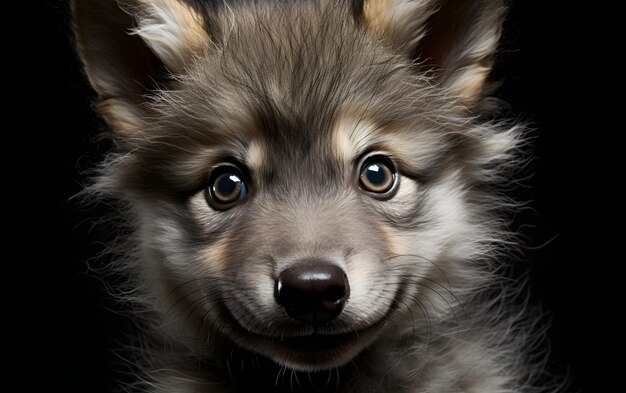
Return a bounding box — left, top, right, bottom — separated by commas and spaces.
20, 1, 603, 392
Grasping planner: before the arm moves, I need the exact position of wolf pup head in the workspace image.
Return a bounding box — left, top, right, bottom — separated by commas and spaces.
74, 0, 526, 381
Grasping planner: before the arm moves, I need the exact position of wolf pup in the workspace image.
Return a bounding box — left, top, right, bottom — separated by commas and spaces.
73, 0, 552, 392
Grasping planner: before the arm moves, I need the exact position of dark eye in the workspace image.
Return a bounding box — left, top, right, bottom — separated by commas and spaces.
206, 164, 248, 210
358, 155, 398, 196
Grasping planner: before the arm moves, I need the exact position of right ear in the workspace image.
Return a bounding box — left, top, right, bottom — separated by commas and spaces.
72, 0, 211, 134
361, 0, 506, 107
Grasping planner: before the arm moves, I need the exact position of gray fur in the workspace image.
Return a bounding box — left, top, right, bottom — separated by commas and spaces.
73, 0, 562, 391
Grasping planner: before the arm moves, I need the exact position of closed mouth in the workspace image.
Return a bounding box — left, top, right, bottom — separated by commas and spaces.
220, 301, 376, 351
274, 332, 358, 351
215, 298, 398, 370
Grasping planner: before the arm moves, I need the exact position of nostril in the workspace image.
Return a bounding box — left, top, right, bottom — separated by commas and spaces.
275, 260, 350, 324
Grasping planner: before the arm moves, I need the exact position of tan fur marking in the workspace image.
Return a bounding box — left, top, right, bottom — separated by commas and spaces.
246, 140, 266, 174
363, 0, 394, 36
163, 0, 209, 53
332, 108, 439, 172
97, 98, 146, 135
200, 236, 231, 275
449, 65, 491, 106
135, 0, 210, 70
379, 223, 410, 256
332, 113, 357, 165
332, 109, 385, 165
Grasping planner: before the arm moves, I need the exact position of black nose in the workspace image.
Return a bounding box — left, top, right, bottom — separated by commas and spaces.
275, 260, 350, 324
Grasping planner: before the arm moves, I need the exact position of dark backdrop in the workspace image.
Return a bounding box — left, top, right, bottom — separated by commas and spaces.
20, 1, 603, 392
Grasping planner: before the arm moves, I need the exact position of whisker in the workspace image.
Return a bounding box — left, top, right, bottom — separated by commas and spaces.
382, 253, 453, 291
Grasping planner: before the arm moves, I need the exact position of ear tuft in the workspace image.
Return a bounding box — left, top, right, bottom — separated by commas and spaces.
72, 0, 211, 135
363, 0, 436, 49
363, 0, 506, 106
131, 0, 210, 71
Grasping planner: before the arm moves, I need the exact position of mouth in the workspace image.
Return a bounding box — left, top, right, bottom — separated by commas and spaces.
215, 302, 395, 371
276, 332, 359, 351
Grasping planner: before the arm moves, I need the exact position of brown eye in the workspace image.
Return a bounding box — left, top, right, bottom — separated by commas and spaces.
358, 155, 397, 196
206, 164, 248, 210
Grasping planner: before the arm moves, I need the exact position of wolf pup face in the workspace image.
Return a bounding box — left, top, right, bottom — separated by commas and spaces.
74, 0, 544, 390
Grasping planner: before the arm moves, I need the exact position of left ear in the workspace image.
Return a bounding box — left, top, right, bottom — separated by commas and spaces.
72, 0, 211, 135
363, 0, 506, 106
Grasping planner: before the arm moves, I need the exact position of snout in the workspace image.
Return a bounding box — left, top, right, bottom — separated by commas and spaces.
275, 259, 350, 325
217, 254, 397, 371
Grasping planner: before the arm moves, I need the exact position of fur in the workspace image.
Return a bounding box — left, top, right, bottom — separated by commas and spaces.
72, 0, 561, 391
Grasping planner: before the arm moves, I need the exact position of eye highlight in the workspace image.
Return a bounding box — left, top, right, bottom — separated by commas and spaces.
357, 154, 398, 197
206, 164, 248, 210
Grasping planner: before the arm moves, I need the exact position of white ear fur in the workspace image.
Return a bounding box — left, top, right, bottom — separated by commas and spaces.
363, 0, 506, 106
131, 0, 209, 71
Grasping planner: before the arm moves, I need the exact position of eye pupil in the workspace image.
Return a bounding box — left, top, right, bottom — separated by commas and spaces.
214, 174, 242, 200
365, 164, 386, 185
207, 165, 248, 209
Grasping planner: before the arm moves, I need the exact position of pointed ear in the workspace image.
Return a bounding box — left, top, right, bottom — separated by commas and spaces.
72, 0, 211, 134
363, 0, 506, 106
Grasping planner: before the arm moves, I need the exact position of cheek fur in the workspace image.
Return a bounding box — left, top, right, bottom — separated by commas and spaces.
379, 223, 413, 257
416, 173, 472, 256
198, 237, 231, 276
360, 175, 422, 230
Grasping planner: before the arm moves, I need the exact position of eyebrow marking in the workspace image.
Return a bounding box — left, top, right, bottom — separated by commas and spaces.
245, 139, 266, 175
331, 108, 450, 181
332, 110, 388, 164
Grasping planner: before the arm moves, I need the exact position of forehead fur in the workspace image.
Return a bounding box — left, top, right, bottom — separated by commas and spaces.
147, 7, 446, 143
107, 0, 507, 200
156, 1, 414, 139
